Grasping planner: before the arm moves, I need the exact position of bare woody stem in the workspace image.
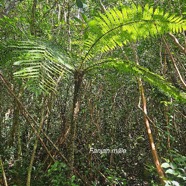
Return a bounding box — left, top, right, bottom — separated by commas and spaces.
0, 157, 8, 186
163, 37, 186, 88
138, 79, 165, 185
68, 70, 84, 176
132, 44, 165, 185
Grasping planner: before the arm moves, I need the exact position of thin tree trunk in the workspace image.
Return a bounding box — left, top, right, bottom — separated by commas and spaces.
0, 84, 3, 155
163, 37, 186, 88
17, 121, 22, 160
164, 104, 171, 151
66, 1, 71, 52
30, 0, 37, 36
26, 98, 46, 186
8, 82, 22, 147
138, 79, 165, 185
8, 99, 19, 146
132, 44, 165, 185
0, 157, 8, 186
68, 70, 83, 176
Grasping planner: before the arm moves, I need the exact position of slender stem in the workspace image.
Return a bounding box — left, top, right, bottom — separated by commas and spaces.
67, 2, 71, 52
163, 37, 186, 88
30, 0, 37, 36
138, 79, 165, 185
68, 70, 83, 176
168, 33, 186, 54
99, 0, 106, 12
26, 98, 46, 186
132, 44, 165, 185
0, 157, 8, 186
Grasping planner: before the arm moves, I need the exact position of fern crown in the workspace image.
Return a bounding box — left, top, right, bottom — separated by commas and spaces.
83, 4, 186, 62
2, 4, 186, 101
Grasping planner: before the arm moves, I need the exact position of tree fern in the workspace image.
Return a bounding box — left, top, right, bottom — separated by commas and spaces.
83, 4, 186, 64
1, 4, 185, 99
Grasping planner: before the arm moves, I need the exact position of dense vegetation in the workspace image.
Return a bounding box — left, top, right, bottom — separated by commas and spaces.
0, 0, 186, 185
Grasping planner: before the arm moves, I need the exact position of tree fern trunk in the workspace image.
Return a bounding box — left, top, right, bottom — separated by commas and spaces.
68, 70, 83, 176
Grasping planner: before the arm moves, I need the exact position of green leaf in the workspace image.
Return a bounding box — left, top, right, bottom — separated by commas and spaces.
165, 169, 179, 175
161, 162, 171, 168
83, 3, 186, 63
102, 60, 186, 103
7, 41, 74, 94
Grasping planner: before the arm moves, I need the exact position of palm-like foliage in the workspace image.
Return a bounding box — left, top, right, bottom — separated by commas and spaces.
103, 60, 186, 102
83, 4, 186, 63
6, 41, 74, 93
2, 4, 186, 101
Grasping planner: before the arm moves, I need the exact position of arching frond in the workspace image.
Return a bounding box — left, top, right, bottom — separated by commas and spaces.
103, 60, 186, 103
84, 4, 186, 63
6, 41, 74, 93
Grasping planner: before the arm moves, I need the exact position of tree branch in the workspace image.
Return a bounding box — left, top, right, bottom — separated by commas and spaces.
168, 33, 186, 54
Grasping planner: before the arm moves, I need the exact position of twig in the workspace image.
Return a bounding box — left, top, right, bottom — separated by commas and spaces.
99, 0, 106, 12
163, 37, 186, 88
168, 33, 186, 54
0, 157, 8, 186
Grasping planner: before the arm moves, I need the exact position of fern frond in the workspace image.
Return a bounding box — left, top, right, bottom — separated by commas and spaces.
8, 41, 74, 93
103, 60, 186, 103
84, 4, 186, 63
